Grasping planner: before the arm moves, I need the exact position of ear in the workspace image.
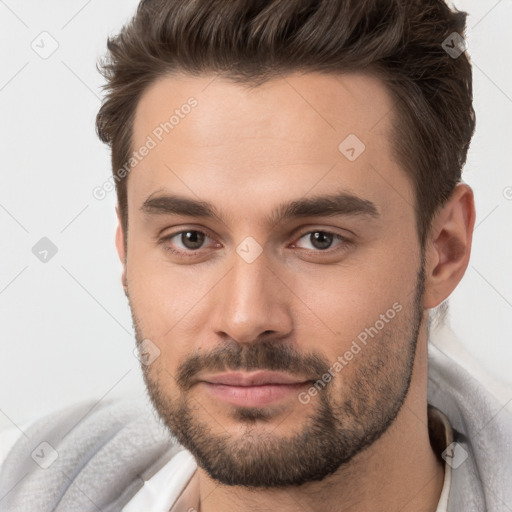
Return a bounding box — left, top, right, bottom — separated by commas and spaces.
423, 183, 476, 309
114, 204, 128, 293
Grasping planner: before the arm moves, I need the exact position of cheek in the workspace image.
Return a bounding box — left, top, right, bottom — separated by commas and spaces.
128, 239, 193, 316
127, 252, 217, 370
287, 246, 419, 352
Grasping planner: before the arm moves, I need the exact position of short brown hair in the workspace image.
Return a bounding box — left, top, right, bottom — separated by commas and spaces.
95, 0, 475, 249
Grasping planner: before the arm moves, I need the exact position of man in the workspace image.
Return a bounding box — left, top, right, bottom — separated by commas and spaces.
1, 0, 511, 511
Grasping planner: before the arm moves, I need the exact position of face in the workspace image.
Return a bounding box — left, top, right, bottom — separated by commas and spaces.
121, 71, 426, 487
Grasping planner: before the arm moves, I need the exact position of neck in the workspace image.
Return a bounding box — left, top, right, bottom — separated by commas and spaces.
196, 331, 445, 512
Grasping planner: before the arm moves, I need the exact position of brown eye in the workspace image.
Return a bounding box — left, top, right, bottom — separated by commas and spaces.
177, 230, 206, 250
293, 230, 348, 252
161, 229, 213, 257
307, 231, 334, 250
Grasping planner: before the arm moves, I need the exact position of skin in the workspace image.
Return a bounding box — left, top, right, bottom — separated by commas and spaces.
115, 71, 475, 512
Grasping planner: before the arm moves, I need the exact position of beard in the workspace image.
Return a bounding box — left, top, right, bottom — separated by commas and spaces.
128, 258, 425, 489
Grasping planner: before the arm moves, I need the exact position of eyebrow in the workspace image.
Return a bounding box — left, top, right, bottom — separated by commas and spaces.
140, 190, 379, 226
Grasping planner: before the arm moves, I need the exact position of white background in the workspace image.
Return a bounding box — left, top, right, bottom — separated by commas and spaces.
0, 0, 511, 431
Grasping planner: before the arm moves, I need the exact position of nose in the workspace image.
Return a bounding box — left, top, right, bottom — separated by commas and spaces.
209, 250, 293, 345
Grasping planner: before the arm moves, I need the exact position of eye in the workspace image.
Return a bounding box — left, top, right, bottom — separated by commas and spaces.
291, 230, 350, 253
160, 229, 217, 257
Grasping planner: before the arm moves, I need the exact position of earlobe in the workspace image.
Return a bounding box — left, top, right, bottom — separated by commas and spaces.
423, 183, 476, 309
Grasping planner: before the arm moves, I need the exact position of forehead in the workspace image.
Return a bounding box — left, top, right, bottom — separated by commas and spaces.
128, 71, 414, 223
133, 70, 395, 149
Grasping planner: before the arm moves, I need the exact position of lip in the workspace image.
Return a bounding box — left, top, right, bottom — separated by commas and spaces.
199, 371, 312, 407
200, 370, 310, 387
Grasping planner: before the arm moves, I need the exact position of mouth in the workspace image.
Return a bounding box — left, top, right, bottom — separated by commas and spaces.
199, 371, 312, 407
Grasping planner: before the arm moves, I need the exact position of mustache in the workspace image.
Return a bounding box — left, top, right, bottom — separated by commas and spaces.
175, 339, 331, 391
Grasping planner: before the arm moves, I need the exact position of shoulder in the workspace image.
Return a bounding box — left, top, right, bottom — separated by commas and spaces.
427, 323, 512, 509
0, 396, 182, 512
427, 323, 512, 423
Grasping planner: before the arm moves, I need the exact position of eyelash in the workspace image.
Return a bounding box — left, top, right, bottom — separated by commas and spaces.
159, 228, 352, 259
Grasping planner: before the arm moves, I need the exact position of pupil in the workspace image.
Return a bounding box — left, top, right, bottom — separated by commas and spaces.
183, 231, 204, 249
311, 231, 332, 250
